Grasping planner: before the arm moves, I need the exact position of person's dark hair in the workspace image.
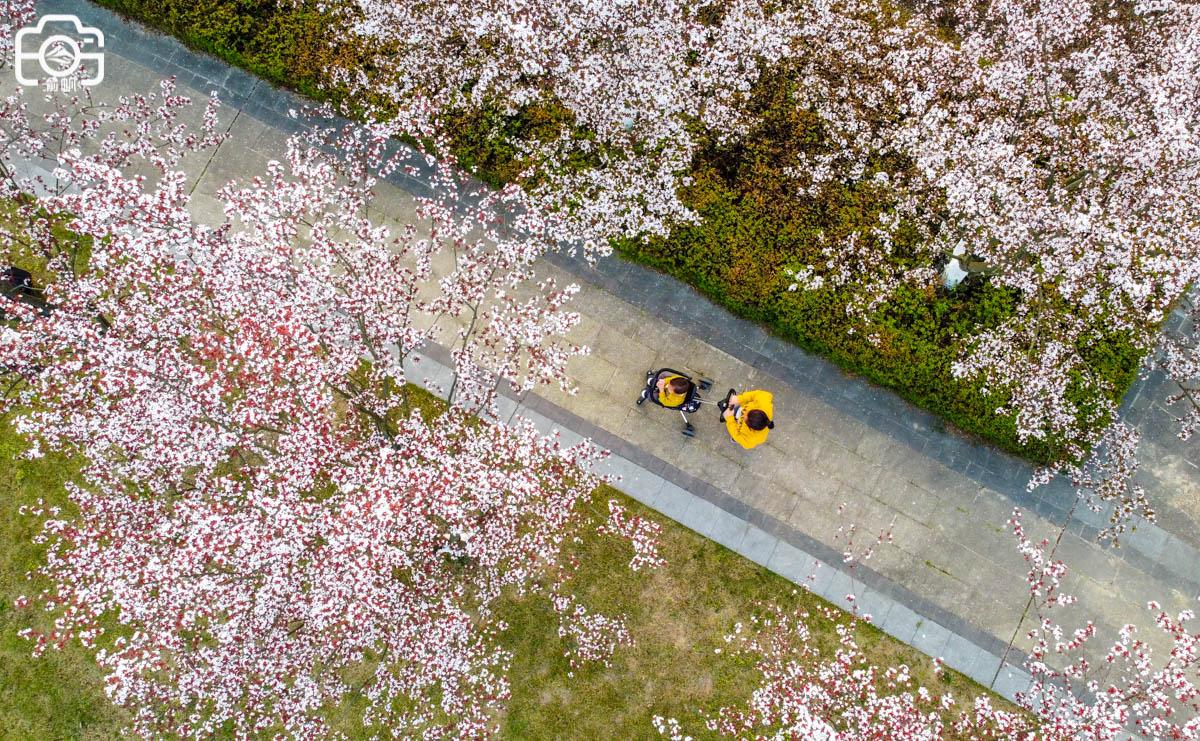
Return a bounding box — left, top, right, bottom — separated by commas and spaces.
668, 377, 691, 395
746, 409, 769, 431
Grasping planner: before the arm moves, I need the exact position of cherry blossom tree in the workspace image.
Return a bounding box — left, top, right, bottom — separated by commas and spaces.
0, 77, 657, 736
789, 0, 1200, 374
656, 508, 1200, 739
694, 605, 957, 740
0, 1, 34, 66
325, 0, 800, 247
322, 0, 1200, 539
998, 509, 1200, 739
780, 0, 1200, 537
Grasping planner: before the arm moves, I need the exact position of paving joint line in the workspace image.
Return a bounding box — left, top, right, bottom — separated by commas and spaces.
186, 79, 260, 196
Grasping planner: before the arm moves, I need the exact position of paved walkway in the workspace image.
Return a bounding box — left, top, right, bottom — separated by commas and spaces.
19, 0, 1200, 705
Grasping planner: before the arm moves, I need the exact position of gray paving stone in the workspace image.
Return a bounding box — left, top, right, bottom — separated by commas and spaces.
803, 559, 835, 594
614, 465, 671, 511
739, 525, 779, 567
964, 651, 1004, 689
592, 453, 642, 485
1072, 499, 1115, 533
494, 393, 521, 423
513, 407, 554, 434
654, 481, 693, 523
109, 37, 159, 68
187, 54, 234, 88
850, 586, 894, 625
769, 541, 819, 585
408, 361, 454, 396
706, 508, 749, 551
879, 603, 924, 645
940, 632, 990, 677
991, 663, 1033, 699
223, 68, 261, 99
1118, 520, 1166, 558
1037, 484, 1078, 514
678, 497, 723, 539
1157, 535, 1200, 580
911, 621, 953, 659
549, 426, 587, 449
821, 568, 857, 608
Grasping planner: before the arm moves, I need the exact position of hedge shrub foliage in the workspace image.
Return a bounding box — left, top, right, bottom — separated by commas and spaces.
92, 0, 1142, 463
95, 0, 355, 100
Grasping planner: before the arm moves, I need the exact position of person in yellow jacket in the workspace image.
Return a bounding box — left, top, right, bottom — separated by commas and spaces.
719, 388, 774, 449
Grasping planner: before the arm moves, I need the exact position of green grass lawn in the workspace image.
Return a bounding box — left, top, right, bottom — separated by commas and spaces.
495, 482, 1012, 739
0, 409, 1005, 738
0, 425, 127, 740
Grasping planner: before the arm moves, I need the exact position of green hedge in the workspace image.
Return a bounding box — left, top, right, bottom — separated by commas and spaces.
90, 0, 1143, 463
95, 0, 352, 100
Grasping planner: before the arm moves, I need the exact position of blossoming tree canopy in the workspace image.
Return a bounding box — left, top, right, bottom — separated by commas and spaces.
772, 0, 1200, 536
331, 0, 801, 245
795, 0, 1200, 310
0, 1, 35, 64
790, 0, 1200, 427
0, 79, 660, 736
